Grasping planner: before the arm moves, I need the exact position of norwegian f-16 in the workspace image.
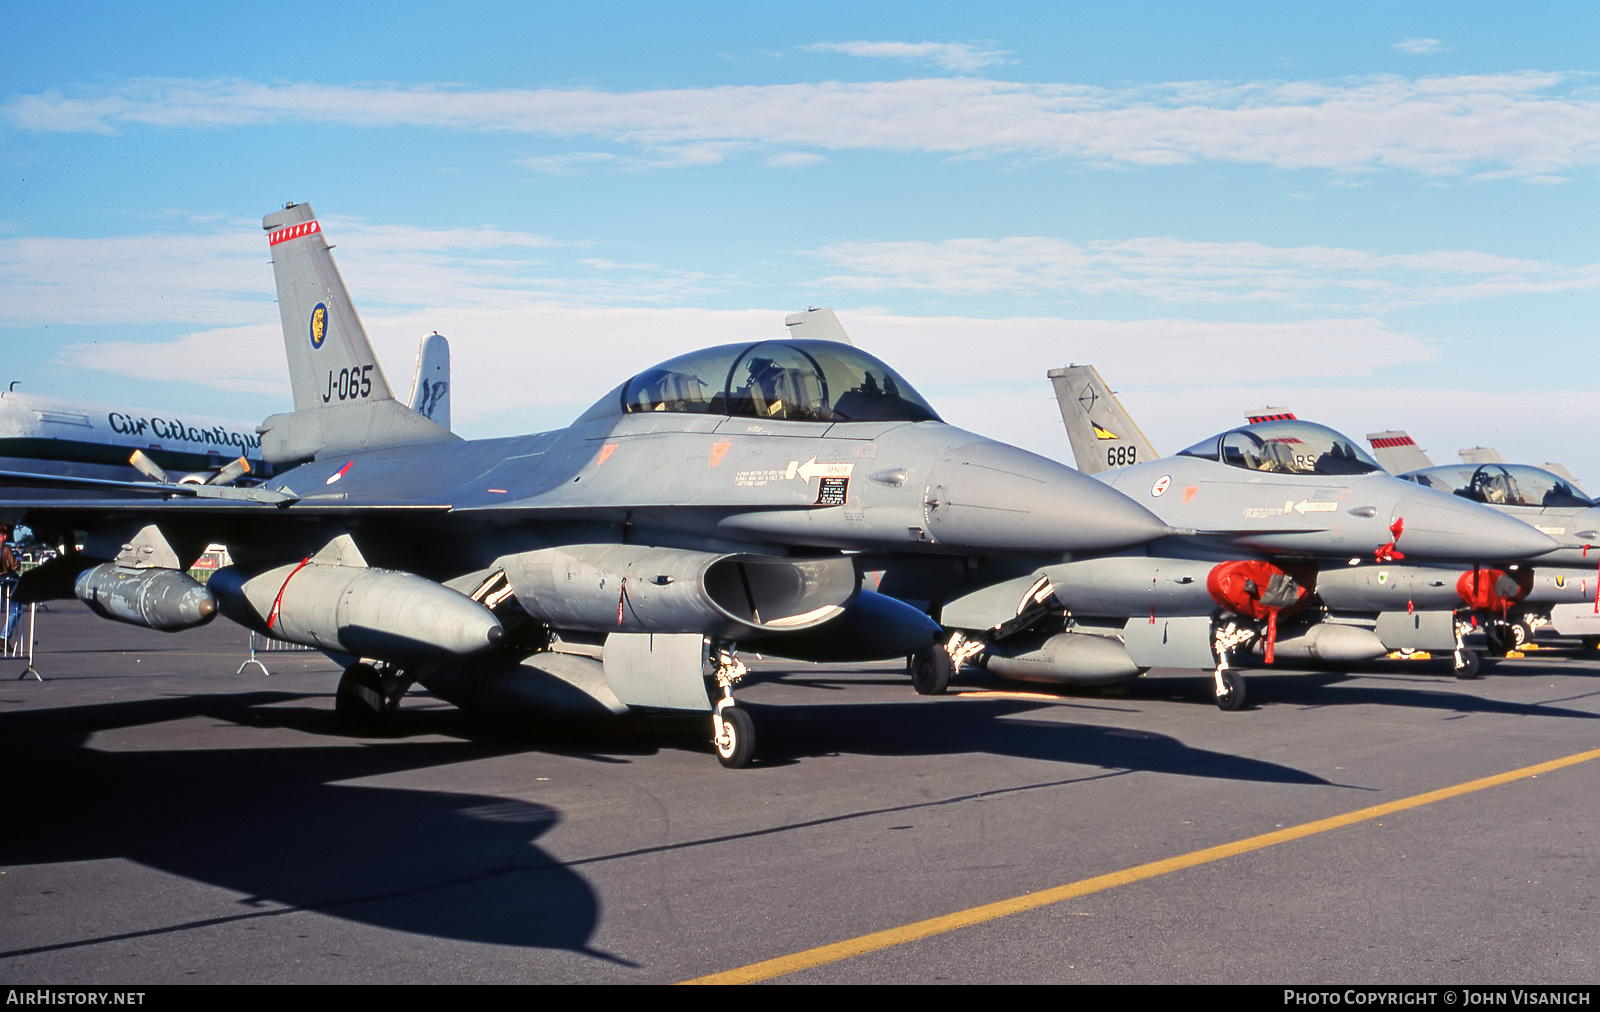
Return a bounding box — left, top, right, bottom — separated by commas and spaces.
880, 366, 1558, 708
0, 203, 1174, 767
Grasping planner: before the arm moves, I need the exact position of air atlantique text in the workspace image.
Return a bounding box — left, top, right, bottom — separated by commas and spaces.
1285, 992, 1591, 1006
107, 412, 260, 451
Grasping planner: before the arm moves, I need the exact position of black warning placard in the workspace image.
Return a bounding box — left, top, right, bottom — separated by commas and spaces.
816, 476, 849, 506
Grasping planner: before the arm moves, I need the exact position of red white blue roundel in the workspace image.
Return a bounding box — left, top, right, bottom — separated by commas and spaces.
1151, 475, 1171, 497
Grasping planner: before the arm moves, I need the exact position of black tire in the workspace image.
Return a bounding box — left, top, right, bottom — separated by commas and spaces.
1215, 669, 1247, 711
715, 706, 755, 769
1483, 624, 1512, 657
909, 643, 953, 696
1454, 648, 1481, 680
335, 662, 390, 728
1511, 620, 1533, 649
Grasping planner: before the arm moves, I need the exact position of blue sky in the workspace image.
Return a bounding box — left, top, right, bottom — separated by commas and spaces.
4, 2, 1599, 480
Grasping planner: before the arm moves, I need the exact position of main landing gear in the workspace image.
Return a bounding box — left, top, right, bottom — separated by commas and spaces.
335, 662, 413, 730
909, 642, 954, 695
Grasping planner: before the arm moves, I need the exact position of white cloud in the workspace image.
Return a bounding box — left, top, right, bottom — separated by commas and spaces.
11, 72, 1600, 178
1393, 38, 1447, 55
803, 41, 1010, 72
764, 151, 827, 168
0, 217, 718, 330
813, 236, 1600, 308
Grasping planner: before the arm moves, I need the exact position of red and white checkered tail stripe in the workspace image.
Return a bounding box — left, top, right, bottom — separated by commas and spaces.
1370, 436, 1418, 448
267, 220, 322, 246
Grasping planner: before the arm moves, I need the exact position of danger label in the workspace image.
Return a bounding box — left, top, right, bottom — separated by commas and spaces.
816, 476, 849, 506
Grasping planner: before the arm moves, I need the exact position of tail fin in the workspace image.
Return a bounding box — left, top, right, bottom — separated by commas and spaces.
1459, 446, 1505, 465
407, 332, 451, 430
257, 204, 456, 463
784, 307, 853, 345
1047, 365, 1159, 474
1366, 430, 1434, 473
1245, 406, 1297, 424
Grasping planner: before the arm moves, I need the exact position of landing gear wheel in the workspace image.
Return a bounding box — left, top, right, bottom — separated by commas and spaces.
714, 706, 755, 769
1214, 669, 1247, 711
1511, 620, 1533, 650
909, 643, 953, 696
335, 662, 394, 730
1484, 623, 1513, 657
1454, 648, 1482, 680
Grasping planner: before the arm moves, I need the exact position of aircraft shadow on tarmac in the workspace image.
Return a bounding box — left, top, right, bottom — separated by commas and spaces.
0, 692, 617, 962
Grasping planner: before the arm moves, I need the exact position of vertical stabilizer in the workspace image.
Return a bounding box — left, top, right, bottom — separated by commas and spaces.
784, 307, 853, 345
1366, 431, 1434, 473
1245, 406, 1297, 424
1541, 462, 1586, 493
1459, 446, 1505, 465
264, 203, 395, 411
256, 204, 457, 464
407, 332, 451, 431
1048, 365, 1159, 474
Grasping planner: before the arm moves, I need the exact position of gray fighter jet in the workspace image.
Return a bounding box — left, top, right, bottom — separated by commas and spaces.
883, 366, 1558, 708
0, 203, 1173, 767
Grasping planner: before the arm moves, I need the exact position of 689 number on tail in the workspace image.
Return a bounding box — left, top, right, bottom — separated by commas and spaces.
1106, 445, 1137, 467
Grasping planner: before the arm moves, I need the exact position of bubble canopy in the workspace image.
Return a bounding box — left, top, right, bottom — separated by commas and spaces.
1176, 420, 1383, 476
612, 340, 941, 423
1403, 464, 1595, 509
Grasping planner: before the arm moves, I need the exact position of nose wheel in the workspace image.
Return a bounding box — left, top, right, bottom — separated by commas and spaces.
1213, 667, 1246, 711
713, 701, 755, 769
1453, 648, 1482, 679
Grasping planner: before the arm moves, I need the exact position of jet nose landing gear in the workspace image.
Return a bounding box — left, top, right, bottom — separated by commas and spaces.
713, 700, 755, 769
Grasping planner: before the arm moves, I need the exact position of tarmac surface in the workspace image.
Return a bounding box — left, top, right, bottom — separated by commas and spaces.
0, 602, 1596, 985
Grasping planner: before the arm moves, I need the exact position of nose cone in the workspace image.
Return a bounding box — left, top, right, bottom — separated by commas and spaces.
1395, 489, 1559, 561
925, 441, 1171, 554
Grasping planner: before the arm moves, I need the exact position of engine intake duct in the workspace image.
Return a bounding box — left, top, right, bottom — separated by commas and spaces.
498, 545, 858, 637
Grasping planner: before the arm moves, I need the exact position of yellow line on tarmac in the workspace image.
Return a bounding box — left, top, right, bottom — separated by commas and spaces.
681, 745, 1600, 985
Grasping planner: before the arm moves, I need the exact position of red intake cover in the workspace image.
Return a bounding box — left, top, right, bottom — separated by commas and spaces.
1206, 560, 1315, 620
1455, 568, 1534, 612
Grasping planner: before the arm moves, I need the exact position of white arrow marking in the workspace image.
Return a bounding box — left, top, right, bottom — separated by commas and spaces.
1293, 500, 1339, 515
792, 457, 855, 484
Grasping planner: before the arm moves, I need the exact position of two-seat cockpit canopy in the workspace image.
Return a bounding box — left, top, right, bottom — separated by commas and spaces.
587, 340, 941, 424
1402, 464, 1595, 509
1176, 420, 1383, 477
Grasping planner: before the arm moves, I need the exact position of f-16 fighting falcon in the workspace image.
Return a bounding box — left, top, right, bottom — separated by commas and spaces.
0, 203, 1175, 768
879, 365, 1559, 709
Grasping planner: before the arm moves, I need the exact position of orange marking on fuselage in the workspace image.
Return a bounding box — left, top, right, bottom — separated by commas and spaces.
710, 440, 732, 467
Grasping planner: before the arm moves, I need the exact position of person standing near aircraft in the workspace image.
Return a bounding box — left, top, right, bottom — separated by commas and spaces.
0, 525, 20, 647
